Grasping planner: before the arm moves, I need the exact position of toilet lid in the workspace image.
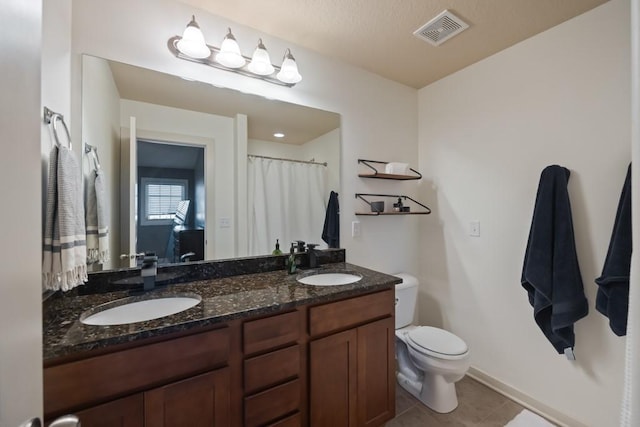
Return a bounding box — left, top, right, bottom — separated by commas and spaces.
407, 326, 468, 359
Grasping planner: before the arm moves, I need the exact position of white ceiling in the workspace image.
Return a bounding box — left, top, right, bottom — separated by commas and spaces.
109, 61, 340, 145
178, 0, 609, 89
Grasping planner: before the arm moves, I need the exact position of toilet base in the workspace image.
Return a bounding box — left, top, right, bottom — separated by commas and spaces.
397, 371, 459, 414
420, 373, 459, 413
397, 371, 422, 399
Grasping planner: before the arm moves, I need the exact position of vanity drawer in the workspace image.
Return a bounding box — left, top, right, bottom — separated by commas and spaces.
244, 344, 300, 394
309, 289, 394, 337
243, 310, 300, 355
44, 326, 229, 417
267, 412, 302, 427
244, 379, 301, 427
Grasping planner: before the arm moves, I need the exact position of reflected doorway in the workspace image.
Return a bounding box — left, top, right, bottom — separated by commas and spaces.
136, 140, 205, 264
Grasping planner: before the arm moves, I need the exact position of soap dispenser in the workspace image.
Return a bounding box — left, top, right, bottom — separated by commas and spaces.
272, 239, 283, 255
287, 242, 297, 274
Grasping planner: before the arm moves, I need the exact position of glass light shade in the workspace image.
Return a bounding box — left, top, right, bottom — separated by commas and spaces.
215, 28, 245, 68
277, 50, 302, 84
248, 39, 275, 76
176, 16, 210, 59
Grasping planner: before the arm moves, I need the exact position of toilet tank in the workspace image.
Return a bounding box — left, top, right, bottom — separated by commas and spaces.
394, 273, 419, 329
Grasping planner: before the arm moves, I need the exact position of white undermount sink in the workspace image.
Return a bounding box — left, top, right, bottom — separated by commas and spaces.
296, 271, 363, 286
80, 293, 201, 326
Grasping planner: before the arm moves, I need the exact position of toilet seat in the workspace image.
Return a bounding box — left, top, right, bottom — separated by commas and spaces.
406, 326, 468, 360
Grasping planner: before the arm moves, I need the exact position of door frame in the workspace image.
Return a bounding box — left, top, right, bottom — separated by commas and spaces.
122, 127, 215, 262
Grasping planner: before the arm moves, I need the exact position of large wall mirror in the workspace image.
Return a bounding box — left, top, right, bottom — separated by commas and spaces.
81, 55, 341, 272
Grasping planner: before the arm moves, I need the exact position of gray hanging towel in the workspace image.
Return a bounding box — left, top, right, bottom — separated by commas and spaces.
595, 163, 631, 336
521, 165, 588, 354
43, 145, 88, 291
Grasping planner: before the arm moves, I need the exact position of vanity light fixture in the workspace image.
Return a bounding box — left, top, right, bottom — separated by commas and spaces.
277, 49, 302, 84
175, 16, 210, 59
248, 39, 275, 76
273, 132, 285, 138
215, 28, 245, 68
169, 16, 302, 87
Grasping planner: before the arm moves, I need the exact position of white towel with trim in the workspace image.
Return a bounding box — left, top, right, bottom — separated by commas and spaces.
85, 152, 109, 264
43, 145, 88, 291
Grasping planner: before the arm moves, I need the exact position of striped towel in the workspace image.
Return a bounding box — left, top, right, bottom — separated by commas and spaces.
43, 145, 88, 291
85, 152, 109, 264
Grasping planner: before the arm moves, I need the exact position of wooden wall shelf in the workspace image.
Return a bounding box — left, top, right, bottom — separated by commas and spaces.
355, 193, 431, 216
357, 159, 422, 180
355, 211, 429, 216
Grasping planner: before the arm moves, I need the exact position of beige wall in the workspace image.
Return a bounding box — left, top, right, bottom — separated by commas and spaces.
82, 55, 121, 270
417, 0, 629, 425
303, 128, 341, 196
248, 138, 308, 159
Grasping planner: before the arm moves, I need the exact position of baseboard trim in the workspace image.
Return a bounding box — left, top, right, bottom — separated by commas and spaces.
467, 366, 588, 427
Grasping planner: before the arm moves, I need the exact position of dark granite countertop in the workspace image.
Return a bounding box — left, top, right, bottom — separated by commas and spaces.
43, 262, 401, 362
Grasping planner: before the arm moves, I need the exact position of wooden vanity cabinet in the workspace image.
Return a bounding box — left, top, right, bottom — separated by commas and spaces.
74, 394, 143, 427
44, 287, 394, 427
44, 326, 233, 427
309, 289, 396, 427
242, 309, 305, 427
69, 370, 230, 427
144, 368, 231, 426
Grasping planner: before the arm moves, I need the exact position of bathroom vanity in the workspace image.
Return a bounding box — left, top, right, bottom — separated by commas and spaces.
43, 260, 399, 426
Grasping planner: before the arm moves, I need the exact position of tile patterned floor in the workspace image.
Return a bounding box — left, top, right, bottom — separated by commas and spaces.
387, 376, 539, 427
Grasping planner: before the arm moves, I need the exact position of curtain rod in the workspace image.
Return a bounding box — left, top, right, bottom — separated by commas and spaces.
248, 154, 327, 166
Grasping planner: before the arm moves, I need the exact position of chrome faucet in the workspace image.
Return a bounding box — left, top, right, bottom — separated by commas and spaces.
141, 252, 158, 291
307, 243, 320, 268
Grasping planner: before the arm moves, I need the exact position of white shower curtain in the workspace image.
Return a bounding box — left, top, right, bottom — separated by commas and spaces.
247, 156, 327, 256
622, 1, 640, 425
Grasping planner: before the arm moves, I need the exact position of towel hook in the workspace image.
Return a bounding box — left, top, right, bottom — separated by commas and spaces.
44, 106, 72, 150
84, 143, 101, 169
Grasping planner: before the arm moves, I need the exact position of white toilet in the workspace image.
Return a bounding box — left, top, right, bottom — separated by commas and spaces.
394, 273, 470, 413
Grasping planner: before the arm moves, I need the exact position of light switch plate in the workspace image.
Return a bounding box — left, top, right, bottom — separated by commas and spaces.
470, 221, 480, 237
352, 221, 361, 237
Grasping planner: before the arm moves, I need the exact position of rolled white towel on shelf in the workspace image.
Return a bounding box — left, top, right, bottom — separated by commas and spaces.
385, 162, 410, 175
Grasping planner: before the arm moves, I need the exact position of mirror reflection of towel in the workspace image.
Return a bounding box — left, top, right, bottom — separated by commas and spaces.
596, 163, 631, 336
85, 153, 110, 264
521, 165, 588, 354
322, 191, 339, 248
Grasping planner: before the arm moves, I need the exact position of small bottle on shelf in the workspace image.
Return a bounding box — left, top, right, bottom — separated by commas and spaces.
393, 198, 403, 212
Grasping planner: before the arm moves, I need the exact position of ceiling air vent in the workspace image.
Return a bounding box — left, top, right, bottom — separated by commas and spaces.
413, 10, 469, 46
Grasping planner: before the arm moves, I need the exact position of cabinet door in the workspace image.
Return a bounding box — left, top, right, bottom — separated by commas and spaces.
357, 317, 395, 426
309, 329, 358, 427
144, 368, 230, 427
74, 394, 143, 427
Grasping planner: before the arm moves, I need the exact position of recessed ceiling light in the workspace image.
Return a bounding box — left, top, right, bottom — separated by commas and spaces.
273, 132, 285, 138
